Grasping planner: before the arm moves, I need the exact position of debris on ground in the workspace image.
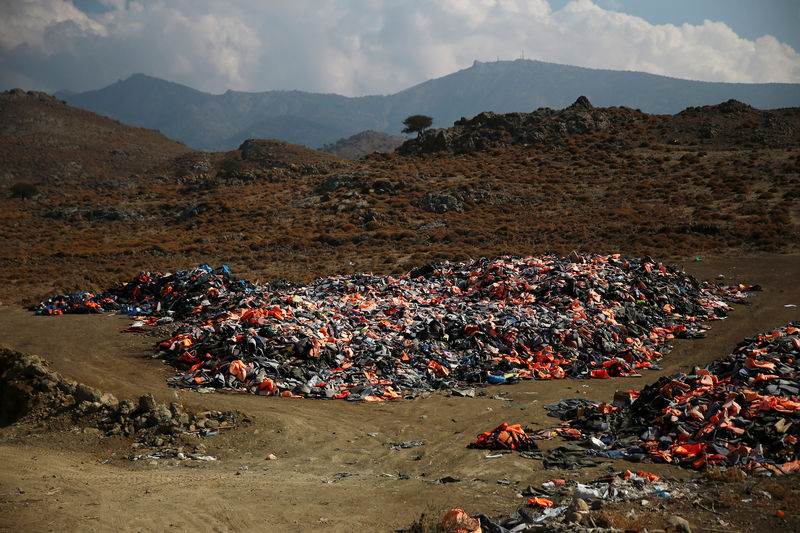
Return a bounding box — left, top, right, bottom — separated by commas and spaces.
32, 255, 755, 400
471, 422, 539, 451
562, 322, 800, 472
437, 324, 799, 532
436, 471, 703, 532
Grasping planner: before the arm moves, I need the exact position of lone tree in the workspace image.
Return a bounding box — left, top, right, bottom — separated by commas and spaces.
402, 114, 433, 137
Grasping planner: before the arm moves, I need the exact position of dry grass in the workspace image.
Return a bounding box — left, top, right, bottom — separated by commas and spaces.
1, 93, 799, 304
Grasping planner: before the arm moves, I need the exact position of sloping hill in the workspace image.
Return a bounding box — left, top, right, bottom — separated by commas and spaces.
1, 93, 797, 307
389, 60, 800, 122
58, 61, 800, 150
222, 115, 348, 151
0, 88, 189, 184
320, 130, 407, 159
58, 74, 387, 151
398, 96, 800, 154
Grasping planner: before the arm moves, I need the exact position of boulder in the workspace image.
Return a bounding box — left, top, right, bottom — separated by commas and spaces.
417, 192, 463, 214
138, 393, 157, 412
73, 383, 102, 404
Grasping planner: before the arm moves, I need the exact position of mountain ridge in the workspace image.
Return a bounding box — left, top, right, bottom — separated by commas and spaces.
55, 60, 800, 151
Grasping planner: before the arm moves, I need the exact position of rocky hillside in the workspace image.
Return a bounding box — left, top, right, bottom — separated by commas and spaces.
0, 89, 189, 185
399, 96, 800, 154
0, 94, 797, 305
321, 130, 407, 159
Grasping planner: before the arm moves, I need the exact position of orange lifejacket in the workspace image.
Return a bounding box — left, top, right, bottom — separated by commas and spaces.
474, 422, 537, 451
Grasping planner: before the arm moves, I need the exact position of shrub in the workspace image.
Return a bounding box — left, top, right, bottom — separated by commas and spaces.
217, 157, 244, 178
11, 182, 39, 199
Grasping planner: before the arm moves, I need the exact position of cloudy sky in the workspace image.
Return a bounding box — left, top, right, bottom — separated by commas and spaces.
1, 0, 798, 96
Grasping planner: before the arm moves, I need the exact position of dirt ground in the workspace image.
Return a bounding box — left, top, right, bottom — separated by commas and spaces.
0, 253, 798, 532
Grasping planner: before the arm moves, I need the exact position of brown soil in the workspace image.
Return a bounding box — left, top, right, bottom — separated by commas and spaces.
1, 254, 798, 533
1, 92, 798, 308
1, 90, 799, 532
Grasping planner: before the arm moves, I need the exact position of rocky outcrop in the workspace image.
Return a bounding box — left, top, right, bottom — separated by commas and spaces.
397, 96, 800, 155
0, 88, 61, 104
320, 130, 407, 159
0, 348, 245, 448
416, 192, 463, 214
397, 96, 617, 154
239, 138, 343, 169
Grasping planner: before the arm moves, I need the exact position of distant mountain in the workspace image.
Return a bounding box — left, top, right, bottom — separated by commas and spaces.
56, 74, 386, 151
320, 130, 407, 159
57, 60, 800, 151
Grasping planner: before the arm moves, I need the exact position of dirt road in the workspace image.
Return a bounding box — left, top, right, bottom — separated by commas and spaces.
1, 254, 798, 532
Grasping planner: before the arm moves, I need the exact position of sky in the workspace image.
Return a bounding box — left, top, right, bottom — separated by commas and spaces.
1, 0, 799, 96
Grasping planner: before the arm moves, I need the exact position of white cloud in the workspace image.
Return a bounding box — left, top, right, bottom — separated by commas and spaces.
0, 0, 107, 51
98, 0, 125, 9
0, 0, 797, 94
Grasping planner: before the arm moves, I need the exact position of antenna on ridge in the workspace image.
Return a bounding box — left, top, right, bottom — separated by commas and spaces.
521, 49, 525, 60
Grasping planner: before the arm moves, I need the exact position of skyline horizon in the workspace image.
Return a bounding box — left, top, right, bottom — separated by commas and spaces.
33, 57, 800, 100
2, 1, 798, 97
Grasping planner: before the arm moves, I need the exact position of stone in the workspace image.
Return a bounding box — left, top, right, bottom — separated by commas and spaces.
57, 381, 76, 395
417, 192, 463, 214
138, 393, 156, 412
154, 405, 172, 421
565, 497, 590, 524
74, 383, 102, 404
570, 498, 589, 512
133, 415, 147, 430
118, 399, 135, 416
21, 362, 49, 379
100, 393, 118, 408
37, 379, 57, 392
169, 402, 183, 417
314, 172, 366, 194
668, 516, 691, 533
75, 400, 95, 413
158, 421, 178, 435
564, 511, 583, 525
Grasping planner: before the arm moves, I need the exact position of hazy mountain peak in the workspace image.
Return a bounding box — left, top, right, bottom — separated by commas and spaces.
59, 60, 800, 151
